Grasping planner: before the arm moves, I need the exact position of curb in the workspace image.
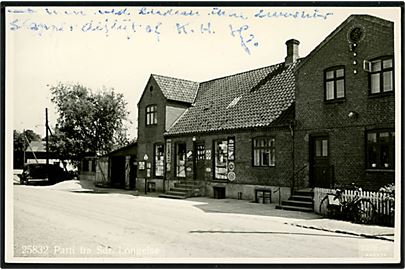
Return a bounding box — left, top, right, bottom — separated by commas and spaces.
285, 222, 394, 242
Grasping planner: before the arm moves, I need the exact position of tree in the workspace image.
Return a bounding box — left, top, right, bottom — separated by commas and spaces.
13, 129, 41, 168
50, 83, 129, 163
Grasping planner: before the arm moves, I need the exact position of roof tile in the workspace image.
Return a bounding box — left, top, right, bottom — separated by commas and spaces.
166, 60, 300, 135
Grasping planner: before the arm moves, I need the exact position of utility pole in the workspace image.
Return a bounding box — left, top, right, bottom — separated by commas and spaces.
23, 129, 26, 167
46, 108, 49, 166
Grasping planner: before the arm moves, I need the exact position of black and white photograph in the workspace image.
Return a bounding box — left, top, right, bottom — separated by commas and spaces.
2, 1, 403, 266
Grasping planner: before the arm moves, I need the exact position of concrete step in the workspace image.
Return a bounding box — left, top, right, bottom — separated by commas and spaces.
165, 190, 187, 197
170, 187, 189, 193
293, 190, 314, 197
174, 183, 201, 189
158, 193, 187, 199
289, 195, 313, 202
282, 199, 313, 207
275, 204, 314, 212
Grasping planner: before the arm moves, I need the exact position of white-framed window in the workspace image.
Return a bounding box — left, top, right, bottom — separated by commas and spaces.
146, 105, 157, 125
324, 66, 345, 100
366, 130, 395, 169
253, 137, 275, 166
364, 56, 394, 94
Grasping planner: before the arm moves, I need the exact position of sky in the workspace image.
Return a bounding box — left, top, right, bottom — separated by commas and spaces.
5, 4, 401, 140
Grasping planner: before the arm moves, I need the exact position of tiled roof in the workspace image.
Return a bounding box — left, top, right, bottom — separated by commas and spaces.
152, 74, 200, 104
166, 61, 299, 135
26, 141, 45, 152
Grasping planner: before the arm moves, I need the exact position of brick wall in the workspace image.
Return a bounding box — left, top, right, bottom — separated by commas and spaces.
295, 17, 395, 190
137, 77, 190, 191
137, 77, 167, 181
166, 127, 293, 198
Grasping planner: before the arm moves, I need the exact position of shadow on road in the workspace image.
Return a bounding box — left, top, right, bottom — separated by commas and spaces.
189, 230, 364, 239
188, 197, 321, 220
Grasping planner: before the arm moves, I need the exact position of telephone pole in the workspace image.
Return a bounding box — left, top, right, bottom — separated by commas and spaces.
46, 108, 49, 167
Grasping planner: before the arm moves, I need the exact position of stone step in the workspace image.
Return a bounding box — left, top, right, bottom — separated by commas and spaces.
282, 199, 313, 207
174, 183, 201, 189
293, 190, 314, 197
165, 190, 187, 197
158, 193, 187, 199
170, 187, 190, 193
275, 204, 314, 212
289, 195, 313, 202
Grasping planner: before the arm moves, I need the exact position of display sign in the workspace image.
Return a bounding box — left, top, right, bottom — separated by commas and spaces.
228, 137, 235, 161
138, 161, 145, 170
166, 139, 172, 171
147, 162, 151, 169
228, 162, 235, 172
227, 171, 236, 181
187, 150, 193, 160
146, 169, 151, 178
206, 149, 212, 160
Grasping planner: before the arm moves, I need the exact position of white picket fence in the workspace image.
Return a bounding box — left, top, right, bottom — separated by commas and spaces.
314, 187, 394, 226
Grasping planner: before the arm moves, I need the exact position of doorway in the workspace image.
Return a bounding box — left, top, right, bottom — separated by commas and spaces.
194, 142, 205, 180
309, 135, 332, 188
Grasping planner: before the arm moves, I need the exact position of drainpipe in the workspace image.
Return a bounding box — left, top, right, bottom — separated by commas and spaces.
163, 138, 166, 193
289, 120, 295, 194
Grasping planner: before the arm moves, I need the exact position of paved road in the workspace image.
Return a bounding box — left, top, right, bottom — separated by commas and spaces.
13, 184, 394, 260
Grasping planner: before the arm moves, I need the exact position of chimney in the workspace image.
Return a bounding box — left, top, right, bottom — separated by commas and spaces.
285, 39, 300, 65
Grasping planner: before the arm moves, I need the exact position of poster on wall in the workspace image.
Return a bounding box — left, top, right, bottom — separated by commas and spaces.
166, 139, 172, 171
228, 137, 235, 161
205, 149, 212, 160
138, 161, 145, 170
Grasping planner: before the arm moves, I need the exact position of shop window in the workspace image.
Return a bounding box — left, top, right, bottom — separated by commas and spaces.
366, 130, 394, 169
253, 137, 275, 166
146, 105, 157, 125
324, 66, 345, 101
176, 143, 186, 177
154, 144, 164, 177
214, 139, 228, 180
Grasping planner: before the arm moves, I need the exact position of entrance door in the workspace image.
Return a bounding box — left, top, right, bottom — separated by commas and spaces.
111, 156, 126, 188
194, 142, 205, 180
129, 155, 137, 189
310, 136, 331, 188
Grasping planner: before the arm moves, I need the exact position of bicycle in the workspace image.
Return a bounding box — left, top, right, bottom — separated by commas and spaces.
319, 185, 376, 224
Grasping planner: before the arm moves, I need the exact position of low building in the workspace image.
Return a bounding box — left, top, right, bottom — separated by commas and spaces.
162, 40, 300, 202
24, 140, 59, 165
80, 143, 138, 189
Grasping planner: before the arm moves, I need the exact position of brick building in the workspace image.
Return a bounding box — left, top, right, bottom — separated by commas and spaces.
159, 40, 301, 202
294, 15, 395, 191
136, 74, 199, 192
136, 14, 395, 203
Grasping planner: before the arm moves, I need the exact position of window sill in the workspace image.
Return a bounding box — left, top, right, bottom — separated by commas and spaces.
368, 92, 394, 98
324, 98, 346, 104
146, 124, 158, 127
365, 169, 395, 173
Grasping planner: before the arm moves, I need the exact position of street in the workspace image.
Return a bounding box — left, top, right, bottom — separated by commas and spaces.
13, 182, 395, 260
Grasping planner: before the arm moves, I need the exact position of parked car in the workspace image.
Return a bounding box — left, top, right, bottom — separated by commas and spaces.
19, 164, 71, 185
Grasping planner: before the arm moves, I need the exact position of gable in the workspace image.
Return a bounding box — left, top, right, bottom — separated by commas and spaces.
152, 74, 199, 104
296, 14, 393, 71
